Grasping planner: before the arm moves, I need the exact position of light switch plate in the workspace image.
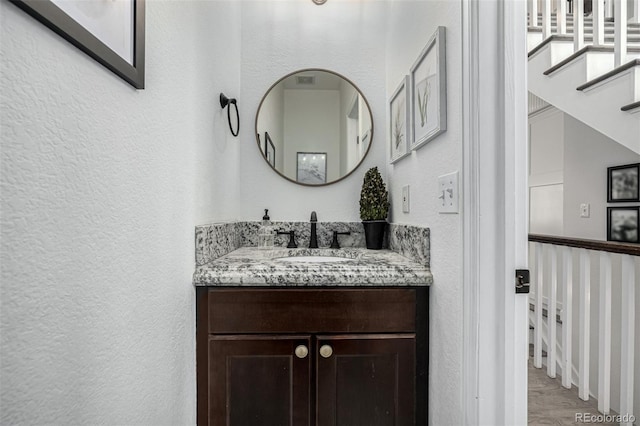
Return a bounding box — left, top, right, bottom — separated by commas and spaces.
580, 203, 590, 218
438, 171, 459, 214
402, 185, 410, 213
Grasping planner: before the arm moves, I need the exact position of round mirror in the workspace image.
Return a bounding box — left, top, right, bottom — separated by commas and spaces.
255, 69, 373, 186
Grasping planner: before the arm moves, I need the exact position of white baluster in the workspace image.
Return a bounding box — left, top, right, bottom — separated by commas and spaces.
530, 0, 540, 27
620, 255, 635, 426
574, 0, 585, 51
562, 246, 573, 389
558, 0, 568, 34
597, 251, 612, 414
547, 245, 558, 378
615, 0, 628, 66
605, 0, 614, 19
543, 0, 553, 37
630, 0, 640, 24
578, 249, 590, 401
593, 0, 606, 46
535, 242, 544, 369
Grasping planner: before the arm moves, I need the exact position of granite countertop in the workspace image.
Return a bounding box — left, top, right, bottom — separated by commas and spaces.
193, 247, 433, 287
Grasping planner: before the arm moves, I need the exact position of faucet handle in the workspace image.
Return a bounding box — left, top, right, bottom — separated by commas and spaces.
277, 230, 297, 248
330, 231, 351, 249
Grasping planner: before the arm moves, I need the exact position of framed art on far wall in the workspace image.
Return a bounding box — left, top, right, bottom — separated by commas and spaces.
264, 132, 275, 168
297, 152, 326, 185
10, 0, 145, 89
607, 163, 639, 202
410, 26, 446, 151
389, 75, 410, 164
607, 206, 639, 243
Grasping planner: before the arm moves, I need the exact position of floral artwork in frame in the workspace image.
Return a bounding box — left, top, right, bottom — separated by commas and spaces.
410, 26, 446, 151
389, 75, 411, 164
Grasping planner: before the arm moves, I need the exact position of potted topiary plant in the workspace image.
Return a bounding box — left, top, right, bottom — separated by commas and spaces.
359, 166, 389, 250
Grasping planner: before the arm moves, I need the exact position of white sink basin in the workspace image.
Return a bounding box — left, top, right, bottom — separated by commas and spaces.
275, 256, 351, 263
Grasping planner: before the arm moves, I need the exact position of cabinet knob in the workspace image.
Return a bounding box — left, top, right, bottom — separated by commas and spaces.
319, 344, 333, 358
295, 345, 309, 359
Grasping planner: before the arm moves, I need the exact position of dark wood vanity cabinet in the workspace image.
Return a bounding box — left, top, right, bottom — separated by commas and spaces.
196, 288, 428, 426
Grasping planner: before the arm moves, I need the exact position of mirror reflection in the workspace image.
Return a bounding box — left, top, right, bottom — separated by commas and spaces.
256, 69, 373, 186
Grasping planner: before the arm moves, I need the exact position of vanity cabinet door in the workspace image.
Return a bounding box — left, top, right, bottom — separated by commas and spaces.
315, 334, 416, 426
209, 335, 311, 426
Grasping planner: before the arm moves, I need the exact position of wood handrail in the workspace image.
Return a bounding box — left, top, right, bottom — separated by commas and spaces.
529, 234, 640, 256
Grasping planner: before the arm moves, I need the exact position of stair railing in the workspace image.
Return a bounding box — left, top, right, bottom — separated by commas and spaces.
530, 0, 635, 65
529, 234, 639, 424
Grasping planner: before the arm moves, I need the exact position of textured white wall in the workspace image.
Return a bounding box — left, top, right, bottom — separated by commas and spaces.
238, 0, 388, 222
0, 0, 241, 423
385, 1, 463, 424
196, 2, 242, 225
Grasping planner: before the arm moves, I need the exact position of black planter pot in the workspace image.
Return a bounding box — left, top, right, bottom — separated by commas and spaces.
362, 220, 387, 250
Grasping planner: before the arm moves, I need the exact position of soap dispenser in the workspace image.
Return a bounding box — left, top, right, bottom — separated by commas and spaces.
258, 209, 275, 248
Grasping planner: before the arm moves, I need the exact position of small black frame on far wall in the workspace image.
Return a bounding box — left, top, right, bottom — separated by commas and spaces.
264, 132, 275, 168
607, 163, 639, 202
10, 0, 145, 89
607, 206, 639, 243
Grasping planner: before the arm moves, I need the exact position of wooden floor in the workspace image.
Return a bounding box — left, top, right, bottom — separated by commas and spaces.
528, 361, 618, 425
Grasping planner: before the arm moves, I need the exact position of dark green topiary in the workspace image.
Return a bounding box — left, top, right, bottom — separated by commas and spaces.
359, 167, 389, 221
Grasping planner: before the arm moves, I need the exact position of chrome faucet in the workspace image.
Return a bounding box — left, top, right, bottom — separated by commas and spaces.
309, 211, 318, 248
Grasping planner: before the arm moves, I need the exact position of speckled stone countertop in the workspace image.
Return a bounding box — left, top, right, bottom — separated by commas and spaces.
193, 247, 432, 287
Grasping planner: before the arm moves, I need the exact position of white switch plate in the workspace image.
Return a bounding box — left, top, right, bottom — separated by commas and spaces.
438, 172, 459, 214
580, 203, 590, 218
402, 185, 410, 213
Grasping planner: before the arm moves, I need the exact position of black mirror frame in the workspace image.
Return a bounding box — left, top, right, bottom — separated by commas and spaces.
255, 68, 374, 187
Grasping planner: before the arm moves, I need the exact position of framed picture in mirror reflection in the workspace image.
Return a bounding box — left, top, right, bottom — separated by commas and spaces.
297, 152, 327, 185
265, 132, 276, 168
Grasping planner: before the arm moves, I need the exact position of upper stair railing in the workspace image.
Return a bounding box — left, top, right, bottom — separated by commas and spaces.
529, 234, 639, 425
528, 0, 639, 65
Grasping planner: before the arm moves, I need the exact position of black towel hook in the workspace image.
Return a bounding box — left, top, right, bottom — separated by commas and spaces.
220, 93, 239, 137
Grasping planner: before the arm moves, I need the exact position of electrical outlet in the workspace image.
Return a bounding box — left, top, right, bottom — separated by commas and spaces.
438, 172, 459, 214
402, 185, 410, 213
580, 203, 590, 218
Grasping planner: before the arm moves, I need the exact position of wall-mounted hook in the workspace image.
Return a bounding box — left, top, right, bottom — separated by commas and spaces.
220, 93, 239, 137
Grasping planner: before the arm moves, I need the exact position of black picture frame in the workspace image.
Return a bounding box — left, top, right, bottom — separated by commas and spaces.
607, 163, 639, 202
10, 0, 145, 89
607, 206, 639, 243
264, 132, 275, 168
